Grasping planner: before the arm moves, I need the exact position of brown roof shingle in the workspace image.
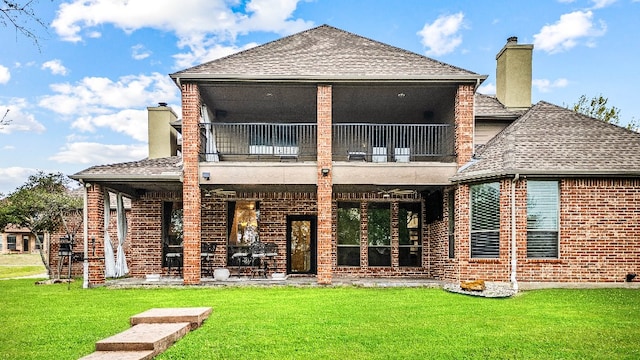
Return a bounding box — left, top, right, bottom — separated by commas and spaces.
453, 101, 640, 181
171, 24, 485, 81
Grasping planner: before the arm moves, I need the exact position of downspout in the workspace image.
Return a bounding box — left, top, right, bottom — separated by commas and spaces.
82, 181, 89, 289
510, 173, 520, 292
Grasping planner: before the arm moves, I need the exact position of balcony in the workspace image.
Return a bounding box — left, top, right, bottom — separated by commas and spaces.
200, 123, 454, 162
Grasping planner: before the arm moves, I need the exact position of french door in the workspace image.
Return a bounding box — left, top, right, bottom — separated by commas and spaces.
286, 216, 317, 274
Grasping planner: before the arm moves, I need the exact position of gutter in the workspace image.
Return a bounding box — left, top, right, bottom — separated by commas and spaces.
169, 73, 488, 84
82, 181, 89, 289
511, 173, 520, 292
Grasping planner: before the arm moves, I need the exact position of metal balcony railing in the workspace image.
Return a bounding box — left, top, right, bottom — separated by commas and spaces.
199, 122, 454, 162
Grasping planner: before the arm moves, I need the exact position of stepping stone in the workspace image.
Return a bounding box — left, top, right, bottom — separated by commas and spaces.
130, 307, 213, 329
95, 322, 191, 353
79, 350, 155, 360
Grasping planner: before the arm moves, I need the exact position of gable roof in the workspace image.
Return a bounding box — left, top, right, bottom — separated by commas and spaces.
171, 24, 486, 83
453, 101, 640, 182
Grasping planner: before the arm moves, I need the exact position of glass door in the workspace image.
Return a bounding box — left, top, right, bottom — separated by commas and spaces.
286, 216, 316, 274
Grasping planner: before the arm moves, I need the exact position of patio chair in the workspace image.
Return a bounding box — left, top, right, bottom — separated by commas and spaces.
264, 242, 278, 274
200, 242, 217, 277
249, 242, 267, 278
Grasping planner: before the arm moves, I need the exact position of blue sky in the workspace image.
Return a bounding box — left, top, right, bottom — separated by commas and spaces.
1, 0, 639, 195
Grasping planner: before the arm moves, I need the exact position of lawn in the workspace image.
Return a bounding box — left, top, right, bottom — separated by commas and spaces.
0, 279, 638, 360
0, 254, 46, 279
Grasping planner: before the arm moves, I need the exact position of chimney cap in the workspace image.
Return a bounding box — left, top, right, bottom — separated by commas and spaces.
158, 102, 168, 107
507, 36, 518, 44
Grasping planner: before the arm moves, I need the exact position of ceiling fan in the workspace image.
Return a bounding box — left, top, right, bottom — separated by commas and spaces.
376, 188, 417, 196
203, 188, 236, 197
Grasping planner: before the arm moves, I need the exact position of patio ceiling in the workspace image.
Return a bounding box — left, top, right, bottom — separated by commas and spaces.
199, 83, 457, 124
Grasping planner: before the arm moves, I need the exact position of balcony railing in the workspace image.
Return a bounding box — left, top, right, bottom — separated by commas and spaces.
200, 122, 454, 162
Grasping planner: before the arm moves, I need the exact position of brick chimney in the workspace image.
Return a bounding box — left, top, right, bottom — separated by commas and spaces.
147, 102, 179, 159
496, 36, 533, 110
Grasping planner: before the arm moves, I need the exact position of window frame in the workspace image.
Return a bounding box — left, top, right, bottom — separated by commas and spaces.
526, 180, 560, 259
398, 202, 422, 267
367, 202, 391, 266
469, 182, 500, 259
337, 202, 361, 267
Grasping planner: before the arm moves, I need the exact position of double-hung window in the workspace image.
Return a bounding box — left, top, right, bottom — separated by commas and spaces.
527, 180, 559, 258
470, 182, 500, 258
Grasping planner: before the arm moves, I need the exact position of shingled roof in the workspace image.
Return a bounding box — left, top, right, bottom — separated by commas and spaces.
475, 93, 524, 119
453, 101, 640, 182
71, 156, 182, 181
171, 24, 485, 82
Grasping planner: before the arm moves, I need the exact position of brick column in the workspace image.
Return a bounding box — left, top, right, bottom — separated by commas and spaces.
87, 183, 105, 286
455, 84, 475, 167
316, 84, 333, 285
181, 82, 202, 285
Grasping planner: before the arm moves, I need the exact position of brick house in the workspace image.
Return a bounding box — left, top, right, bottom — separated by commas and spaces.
70, 25, 640, 288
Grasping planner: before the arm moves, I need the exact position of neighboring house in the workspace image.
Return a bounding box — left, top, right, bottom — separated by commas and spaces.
71, 25, 640, 288
0, 225, 48, 256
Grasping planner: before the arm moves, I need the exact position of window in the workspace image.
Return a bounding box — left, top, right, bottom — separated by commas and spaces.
7, 235, 16, 251
162, 201, 183, 267
227, 201, 260, 264
337, 202, 360, 266
527, 180, 559, 258
448, 191, 455, 259
399, 203, 421, 266
470, 182, 500, 258
368, 202, 391, 266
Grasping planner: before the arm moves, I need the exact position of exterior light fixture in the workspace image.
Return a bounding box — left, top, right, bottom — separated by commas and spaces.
321, 168, 330, 176
202, 172, 210, 180
397, 93, 406, 98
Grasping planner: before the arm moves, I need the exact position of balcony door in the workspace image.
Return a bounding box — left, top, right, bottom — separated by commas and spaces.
286, 216, 316, 274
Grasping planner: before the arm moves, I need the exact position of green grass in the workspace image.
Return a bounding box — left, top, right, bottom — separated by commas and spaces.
0, 254, 46, 279
0, 280, 639, 359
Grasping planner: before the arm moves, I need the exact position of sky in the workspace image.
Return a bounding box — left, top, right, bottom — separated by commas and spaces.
1, 0, 639, 195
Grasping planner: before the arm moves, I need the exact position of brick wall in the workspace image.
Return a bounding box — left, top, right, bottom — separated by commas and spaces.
445, 177, 640, 284
429, 188, 455, 281
454, 84, 474, 167
181, 82, 202, 284
316, 84, 333, 284
518, 178, 640, 283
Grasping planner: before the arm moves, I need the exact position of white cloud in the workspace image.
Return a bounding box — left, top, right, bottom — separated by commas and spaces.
49, 142, 148, 164
131, 44, 151, 60
591, 0, 616, 9
532, 78, 569, 92
51, 0, 313, 68
417, 12, 465, 56
0, 167, 39, 195
41, 59, 69, 75
0, 98, 46, 134
72, 109, 149, 142
478, 83, 496, 95
533, 10, 606, 53
173, 40, 258, 69
0, 65, 10, 84
39, 72, 178, 116
38, 73, 178, 142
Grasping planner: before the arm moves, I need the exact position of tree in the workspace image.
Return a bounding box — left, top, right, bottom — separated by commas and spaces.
0, 172, 82, 273
1, 0, 50, 49
572, 94, 638, 131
